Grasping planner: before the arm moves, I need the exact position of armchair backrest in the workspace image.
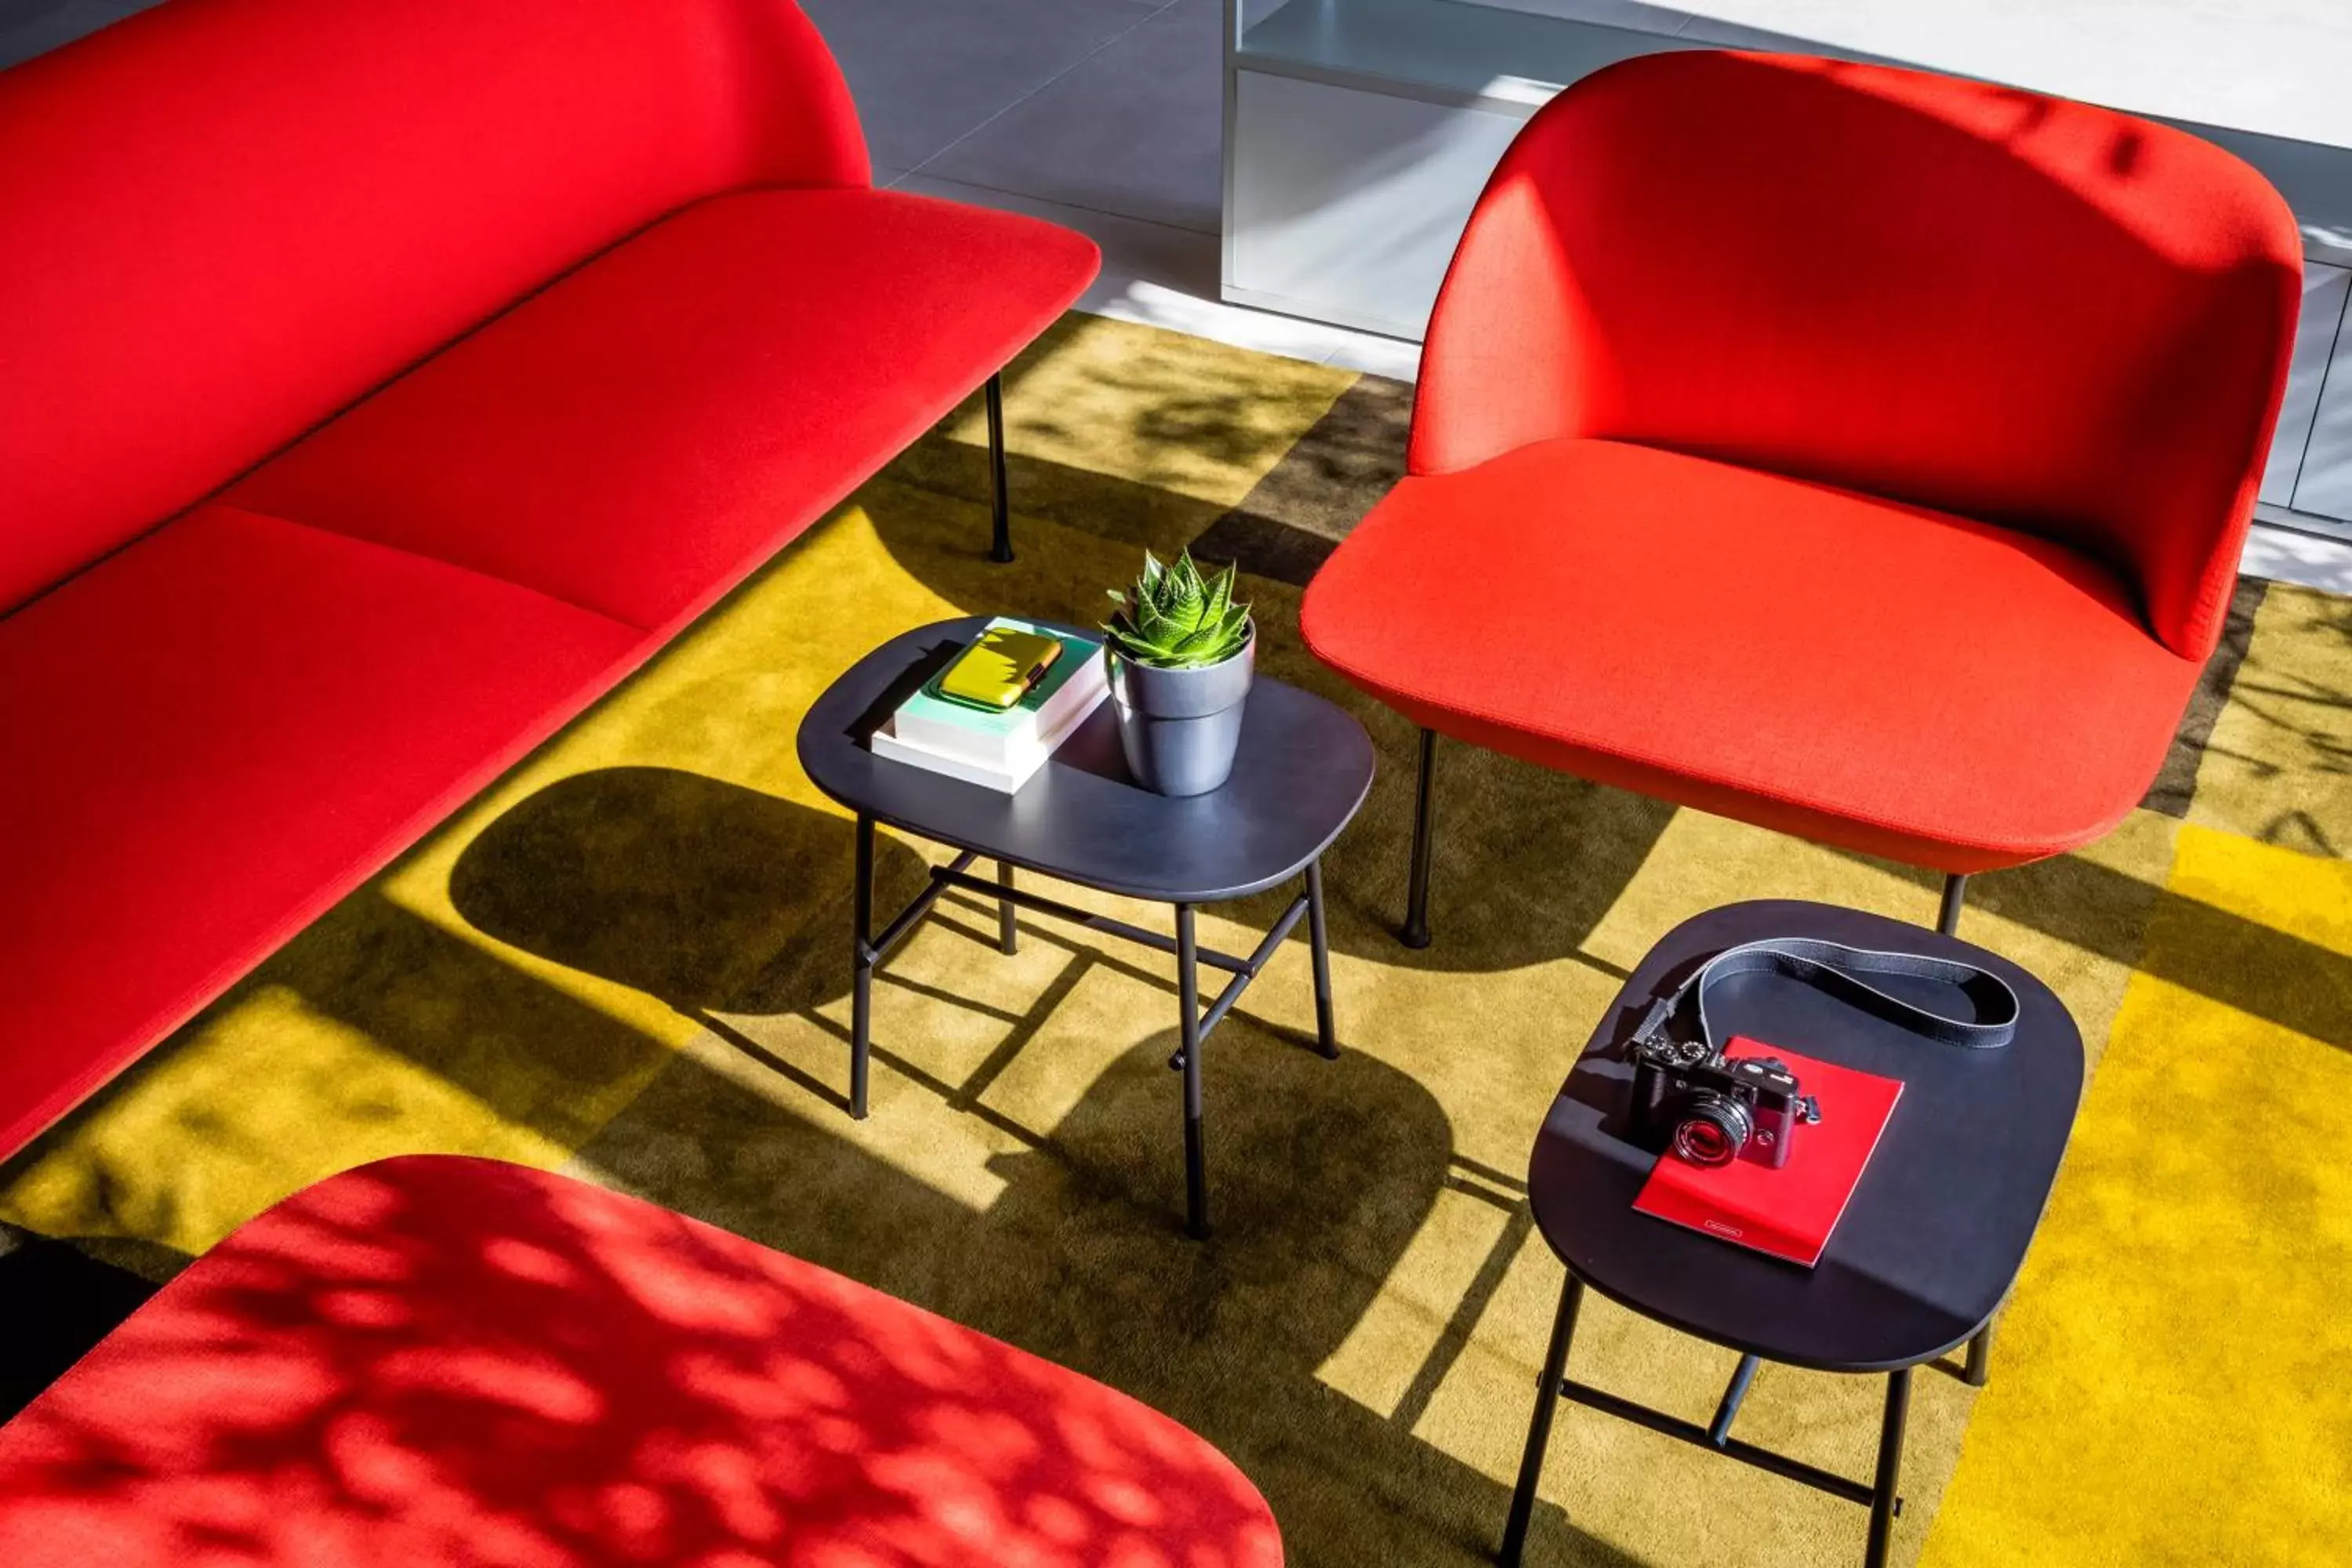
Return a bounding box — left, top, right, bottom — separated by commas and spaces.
1411, 51, 2303, 660
0, 0, 866, 615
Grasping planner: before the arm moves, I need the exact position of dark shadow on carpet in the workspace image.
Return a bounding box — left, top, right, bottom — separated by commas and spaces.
450, 766, 931, 1018
0, 1227, 158, 1421
1867, 850, 2352, 1052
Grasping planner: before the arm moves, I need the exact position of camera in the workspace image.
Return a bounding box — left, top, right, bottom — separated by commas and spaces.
1627, 1035, 1820, 1169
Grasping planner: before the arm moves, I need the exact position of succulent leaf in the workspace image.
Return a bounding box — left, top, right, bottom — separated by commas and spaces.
1099, 546, 1254, 670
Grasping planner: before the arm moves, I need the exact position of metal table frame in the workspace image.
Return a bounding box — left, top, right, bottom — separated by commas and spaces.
848, 815, 1338, 1239
1500, 1272, 1931, 1568
1491, 896, 2073, 1568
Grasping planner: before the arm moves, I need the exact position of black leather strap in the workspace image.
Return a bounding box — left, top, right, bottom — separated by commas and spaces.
1635, 936, 2020, 1056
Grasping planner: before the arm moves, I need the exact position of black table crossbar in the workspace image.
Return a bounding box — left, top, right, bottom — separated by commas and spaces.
862, 849, 980, 967
1185, 892, 1311, 1059
928, 865, 1258, 975
857, 842, 1340, 1236
1557, 1378, 1878, 1508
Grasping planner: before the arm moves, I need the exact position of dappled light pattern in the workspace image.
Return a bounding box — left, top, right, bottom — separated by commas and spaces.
0, 1156, 1281, 1566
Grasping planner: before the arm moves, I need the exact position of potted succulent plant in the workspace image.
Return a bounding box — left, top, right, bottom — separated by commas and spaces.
1102, 549, 1255, 796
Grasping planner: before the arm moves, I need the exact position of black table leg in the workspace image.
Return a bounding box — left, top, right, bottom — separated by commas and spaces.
1500, 1272, 1585, 1566
985, 372, 1013, 564
1176, 903, 1209, 1239
1936, 872, 1968, 937
1963, 1324, 1992, 1387
851, 813, 875, 1120
1864, 1367, 1911, 1568
996, 860, 1018, 955
1306, 858, 1338, 1059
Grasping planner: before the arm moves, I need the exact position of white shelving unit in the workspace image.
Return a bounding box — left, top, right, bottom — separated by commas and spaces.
1221, 0, 1690, 339
2263, 263, 2352, 538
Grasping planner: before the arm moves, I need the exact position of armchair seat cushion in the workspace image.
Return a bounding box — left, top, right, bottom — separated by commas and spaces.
228, 187, 1099, 633
0, 1156, 1284, 1567
1301, 437, 2203, 873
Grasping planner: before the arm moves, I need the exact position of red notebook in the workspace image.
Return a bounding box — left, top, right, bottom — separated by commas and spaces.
1632, 1036, 1903, 1267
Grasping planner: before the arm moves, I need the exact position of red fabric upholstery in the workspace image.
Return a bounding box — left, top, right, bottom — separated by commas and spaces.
1308, 52, 2299, 875
229, 189, 1101, 633
0, 0, 1098, 1161
1410, 52, 2301, 661
0, 510, 644, 1160
1303, 439, 2205, 873
0, 1156, 1285, 1567
0, 0, 868, 615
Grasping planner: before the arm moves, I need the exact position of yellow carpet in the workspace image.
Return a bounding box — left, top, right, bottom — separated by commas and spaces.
5, 314, 2347, 1566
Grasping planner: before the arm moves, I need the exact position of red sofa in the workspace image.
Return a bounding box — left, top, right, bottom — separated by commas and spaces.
0, 1155, 1284, 1564
0, 0, 1098, 1161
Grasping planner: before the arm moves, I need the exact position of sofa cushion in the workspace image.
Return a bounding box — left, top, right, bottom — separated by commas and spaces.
0, 1155, 1286, 1567
0, 0, 866, 613
0, 509, 643, 1158
229, 187, 1101, 632
1301, 437, 2205, 873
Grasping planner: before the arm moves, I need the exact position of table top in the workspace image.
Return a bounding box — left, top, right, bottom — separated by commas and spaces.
797, 618, 1376, 904
1528, 899, 2084, 1374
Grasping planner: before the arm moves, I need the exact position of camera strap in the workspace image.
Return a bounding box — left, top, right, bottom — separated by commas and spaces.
1635, 936, 2020, 1057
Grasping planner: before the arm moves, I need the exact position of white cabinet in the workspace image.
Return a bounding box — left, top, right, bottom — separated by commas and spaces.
1227, 71, 1526, 339
1222, 0, 1690, 340
2285, 266, 2352, 527
2258, 264, 2350, 508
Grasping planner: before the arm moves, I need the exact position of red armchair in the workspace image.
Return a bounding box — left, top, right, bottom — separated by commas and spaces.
1302, 51, 2303, 946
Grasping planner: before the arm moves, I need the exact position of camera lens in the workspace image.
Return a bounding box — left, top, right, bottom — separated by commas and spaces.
1671, 1094, 1752, 1168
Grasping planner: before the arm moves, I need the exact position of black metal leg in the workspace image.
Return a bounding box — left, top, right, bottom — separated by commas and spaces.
1401, 727, 1438, 949
1938, 873, 1987, 1385
1305, 858, 1338, 1059
1708, 1355, 1761, 1446
985, 372, 1013, 564
996, 860, 1018, 956
1963, 1324, 1992, 1388
1936, 872, 1969, 937
1864, 1368, 1911, 1568
851, 814, 875, 1120
1176, 903, 1209, 1239
1499, 1273, 1585, 1566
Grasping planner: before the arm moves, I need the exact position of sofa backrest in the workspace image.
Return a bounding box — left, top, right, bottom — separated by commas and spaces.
1410, 51, 2303, 662
0, 0, 865, 614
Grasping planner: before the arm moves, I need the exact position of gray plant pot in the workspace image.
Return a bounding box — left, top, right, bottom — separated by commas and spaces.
1108, 630, 1255, 797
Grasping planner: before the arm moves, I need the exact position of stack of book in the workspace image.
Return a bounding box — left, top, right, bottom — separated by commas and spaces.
870, 618, 1109, 792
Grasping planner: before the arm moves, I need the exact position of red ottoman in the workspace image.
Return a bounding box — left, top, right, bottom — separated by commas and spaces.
0, 1157, 1282, 1567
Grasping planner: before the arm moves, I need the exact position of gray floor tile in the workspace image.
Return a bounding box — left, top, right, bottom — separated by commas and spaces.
894, 172, 1222, 298
923, 0, 1222, 234
2245, 521, 2352, 593
895, 172, 1383, 365
800, 0, 1163, 172
0, 0, 159, 71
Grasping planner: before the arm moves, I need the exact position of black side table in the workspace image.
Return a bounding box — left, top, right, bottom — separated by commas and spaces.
1500, 900, 2083, 1568
797, 618, 1376, 1238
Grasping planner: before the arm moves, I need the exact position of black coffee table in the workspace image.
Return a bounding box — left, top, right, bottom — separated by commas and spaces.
796, 617, 1375, 1237
1499, 900, 2083, 1568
